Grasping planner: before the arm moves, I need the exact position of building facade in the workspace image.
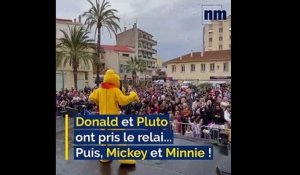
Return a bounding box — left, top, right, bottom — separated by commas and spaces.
154, 55, 164, 68
102, 45, 135, 80
56, 18, 94, 91
88, 44, 135, 81
116, 23, 158, 80
165, 50, 231, 84
203, 15, 231, 51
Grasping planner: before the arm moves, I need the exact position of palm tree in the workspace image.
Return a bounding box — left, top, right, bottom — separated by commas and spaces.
56, 25, 94, 90
123, 74, 128, 89
125, 57, 139, 87
83, 0, 121, 86
137, 60, 147, 85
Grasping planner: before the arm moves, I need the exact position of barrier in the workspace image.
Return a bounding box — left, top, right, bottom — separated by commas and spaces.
170, 121, 231, 146
65, 107, 78, 118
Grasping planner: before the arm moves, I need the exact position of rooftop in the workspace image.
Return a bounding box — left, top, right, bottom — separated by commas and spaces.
56, 18, 81, 25
165, 50, 231, 64
102, 45, 135, 53
88, 43, 134, 53
117, 23, 154, 37
138, 29, 153, 37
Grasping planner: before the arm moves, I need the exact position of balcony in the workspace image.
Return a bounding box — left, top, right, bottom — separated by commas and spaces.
138, 47, 157, 54
140, 56, 152, 62
146, 65, 157, 71
138, 36, 157, 45
139, 56, 155, 62
147, 66, 154, 70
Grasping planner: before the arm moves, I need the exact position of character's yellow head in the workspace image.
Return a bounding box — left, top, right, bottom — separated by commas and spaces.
103, 69, 120, 88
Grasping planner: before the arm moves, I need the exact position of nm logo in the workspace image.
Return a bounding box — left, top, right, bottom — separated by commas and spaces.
204, 10, 227, 20
201, 5, 228, 24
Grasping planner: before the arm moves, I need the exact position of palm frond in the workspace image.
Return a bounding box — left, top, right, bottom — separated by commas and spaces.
83, 0, 121, 42
56, 25, 93, 70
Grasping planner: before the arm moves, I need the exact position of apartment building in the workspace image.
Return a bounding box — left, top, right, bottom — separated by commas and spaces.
116, 23, 158, 80
203, 15, 231, 51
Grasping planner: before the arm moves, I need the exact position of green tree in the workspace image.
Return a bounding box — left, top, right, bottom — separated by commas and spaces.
123, 74, 128, 89
125, 57, 140, 87
56, 25, 94, 90
83, 0, 121, 86
137, 60, 147, 85
198, 83, 213, 91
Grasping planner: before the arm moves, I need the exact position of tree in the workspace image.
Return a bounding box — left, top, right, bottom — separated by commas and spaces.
125, 57, 139, 87
56, 25, 94, 90
137, 60, 147, 85
123, 74, 128, 89
198, 83, 213, 91
83, 0, 121, 86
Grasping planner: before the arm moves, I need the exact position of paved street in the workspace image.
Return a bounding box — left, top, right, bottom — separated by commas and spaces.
56, 117, 231, 175
56, 116, 74, 133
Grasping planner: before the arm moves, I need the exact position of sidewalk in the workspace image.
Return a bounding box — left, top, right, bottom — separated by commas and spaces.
56, 116, 74, 133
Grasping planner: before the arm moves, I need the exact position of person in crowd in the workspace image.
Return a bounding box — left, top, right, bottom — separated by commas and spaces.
224, 106, 231, 127
174, 110, 182, 133
213, 104, 225, 125
204, 100, 213, 125
188, 117, 203, 138
192, 98, 199, 116
184, 125, 193, 137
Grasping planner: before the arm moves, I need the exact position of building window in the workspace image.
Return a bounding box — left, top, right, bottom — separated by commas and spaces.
209, 37, 213, 47
85, 72, 88, 80
219, 27, 223, 33
219, 45, 223, 50
172, 65, 176, 72
191, 64, 195, 72
181, 64, 185, 72
223, 62, 229, 72
122, 53, 129, 57
201, 64, 205, 72
138, 43, 141, 48
210, 63, 215, 72
219, 36, 223, 41
209, 32, 213, 38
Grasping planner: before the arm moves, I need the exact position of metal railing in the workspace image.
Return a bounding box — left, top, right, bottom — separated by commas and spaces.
170, 121, 231, 145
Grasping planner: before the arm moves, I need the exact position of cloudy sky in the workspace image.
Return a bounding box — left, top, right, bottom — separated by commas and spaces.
56, 0, 230, 61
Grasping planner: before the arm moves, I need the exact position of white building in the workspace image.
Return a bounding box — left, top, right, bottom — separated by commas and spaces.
116, 23, 158, 81
56, 18, 94, 91
203, 15, 231, 51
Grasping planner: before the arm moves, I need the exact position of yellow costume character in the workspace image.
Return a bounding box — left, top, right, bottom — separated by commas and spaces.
89, 69, 139, 165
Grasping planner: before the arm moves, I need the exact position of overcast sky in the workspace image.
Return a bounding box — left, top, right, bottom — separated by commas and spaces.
56, 0, 230, 61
